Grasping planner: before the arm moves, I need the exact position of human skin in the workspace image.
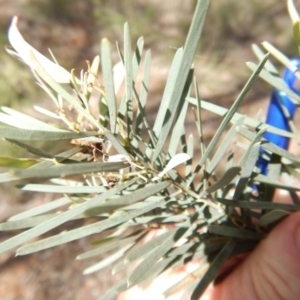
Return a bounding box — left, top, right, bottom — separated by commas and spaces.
210, 211, 300, 300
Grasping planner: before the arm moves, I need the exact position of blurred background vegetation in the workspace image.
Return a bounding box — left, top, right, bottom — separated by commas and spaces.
0, 0, 299, 144
0, 0, 299, 299
0, 0, 298, 108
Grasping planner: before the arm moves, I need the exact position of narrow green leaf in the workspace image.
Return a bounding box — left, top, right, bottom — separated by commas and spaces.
190, 239, 237, 300
168, 100, 189, 157
116, 36, 143, 125
216, 198, 300, 211
0, 108, 64, 132
101, 38, 117, 134
126, 213, 187, 226
132, 254, 181, 287
0, 172, 23, 183
288, 0, 300, 24
99, 95, 109, 127
152, 48, 183, 138
2, 106, 58, 123
153, 0, 210, 161
247, 61, 300, 105
233, 143, 260, 200
33, 105, 61, 119
237, 126, 300, 164
0, 214, 59, 230
189, 53, 269, 184
83, 242, 134, 275
163, 254, 207, 297
206, 116, 245, 174
5, 139, 57, 159
19, 183, 108, 194
116, 44, 127, 120
255, 174, 300, 192
132, 84, 157, 155
258, 210, 290, 227
124, 229, 176, 265
194, 78, 206, 158
124, 22, 133, 136
200, 166, 241, 197
0, 157, 38, 168
293, 21, 300, 46
135, 49, 151, 136
208, 225, 263, 239
132, 37, 144, 76
238, 127, 267, 167
0, 127, 97, 141
251, 44, 278, 73
0, 178, 136, 255
187, 97, 296, 139
8, 197, 71, 221
77, 230, 145, 260
85, 181, 170, 215
16, 197, 166, 255
153, 66, 194, 162
262, 41, 300, 81
14, 161, 127, 179
185, 134, 194, 180
127, 227, 185, 287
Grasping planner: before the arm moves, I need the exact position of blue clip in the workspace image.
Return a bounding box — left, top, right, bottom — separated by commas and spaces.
257, 58, 300, 176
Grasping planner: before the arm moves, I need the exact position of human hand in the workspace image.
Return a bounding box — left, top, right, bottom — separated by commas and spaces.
211, 211, 300, 300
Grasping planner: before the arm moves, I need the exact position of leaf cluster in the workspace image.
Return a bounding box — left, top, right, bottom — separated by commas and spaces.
1, 0, 300, 299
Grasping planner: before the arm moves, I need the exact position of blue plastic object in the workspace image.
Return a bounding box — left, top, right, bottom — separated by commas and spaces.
257, 58, 300, 175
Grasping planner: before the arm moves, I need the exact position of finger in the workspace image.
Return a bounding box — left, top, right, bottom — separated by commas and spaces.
211, 211, 300, 300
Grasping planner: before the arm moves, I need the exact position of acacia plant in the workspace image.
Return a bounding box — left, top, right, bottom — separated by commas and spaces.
1, 0, 300, 299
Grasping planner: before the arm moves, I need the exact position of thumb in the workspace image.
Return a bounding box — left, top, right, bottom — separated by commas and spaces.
211, 211, 300, 300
